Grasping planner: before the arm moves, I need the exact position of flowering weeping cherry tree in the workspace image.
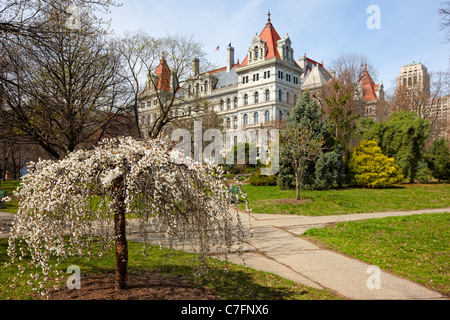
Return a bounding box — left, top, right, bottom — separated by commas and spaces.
6, 136, 250, 295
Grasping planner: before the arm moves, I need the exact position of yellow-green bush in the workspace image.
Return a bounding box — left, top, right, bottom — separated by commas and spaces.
249, 168, 278, 186
349, 140, 404, 188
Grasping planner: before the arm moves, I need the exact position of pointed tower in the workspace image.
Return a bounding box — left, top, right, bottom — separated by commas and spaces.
152, 52, 172, 92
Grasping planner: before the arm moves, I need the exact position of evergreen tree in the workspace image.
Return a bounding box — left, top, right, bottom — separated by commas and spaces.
364, 111, 430, 183
426, 138, 450, 181
278, 90, 344, 190
349, 140, 404, 188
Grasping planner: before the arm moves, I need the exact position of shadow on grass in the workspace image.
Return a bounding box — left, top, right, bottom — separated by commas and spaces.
1, 239, 319, 300
131, 263, 307, 300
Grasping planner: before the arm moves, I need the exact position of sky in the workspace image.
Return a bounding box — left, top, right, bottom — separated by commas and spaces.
106, 0, 449, 94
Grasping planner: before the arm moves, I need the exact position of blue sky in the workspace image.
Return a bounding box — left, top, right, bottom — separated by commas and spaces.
107, 0, 449, 93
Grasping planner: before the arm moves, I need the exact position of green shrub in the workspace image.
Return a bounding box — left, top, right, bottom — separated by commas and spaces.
349, 140, 404, 188
426, 138, 450, 182
314, 150, 346, 190
249, 169, 278, 186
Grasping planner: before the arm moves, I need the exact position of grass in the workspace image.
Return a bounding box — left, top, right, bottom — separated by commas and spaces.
0, 238, 340, 300
0, 180, 21, 214
303, 212, 450, 296
240, 183, 450, 216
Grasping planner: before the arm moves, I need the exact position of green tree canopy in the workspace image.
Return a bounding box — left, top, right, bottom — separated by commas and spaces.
361, 111, 430, 183
426, 138, 450, 181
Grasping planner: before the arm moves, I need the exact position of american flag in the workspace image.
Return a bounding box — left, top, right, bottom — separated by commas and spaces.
213, 45, 219, 52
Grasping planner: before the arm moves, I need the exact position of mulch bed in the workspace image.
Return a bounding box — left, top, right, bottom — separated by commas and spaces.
48, 271, 220, 300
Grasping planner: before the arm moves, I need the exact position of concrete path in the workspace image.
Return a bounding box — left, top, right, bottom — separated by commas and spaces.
1, 208, 449, 300
216, 207, 450, 300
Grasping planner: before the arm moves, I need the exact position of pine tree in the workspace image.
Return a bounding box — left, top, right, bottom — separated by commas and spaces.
278, 90, 344, 190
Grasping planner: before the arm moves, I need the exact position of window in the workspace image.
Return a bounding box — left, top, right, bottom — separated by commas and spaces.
287, 92, 290, 104
265, 89, 270, 101
233, 116, 238, 128
220, 100, 224, 111
264, 70, 271, 79
226, 118, 231, 129
196, 83, 199, 94
254, 91, 259, 103
254, 112, 259, 124
293, 77, 298, 84
278, 89, 283, 102
227, 99, 231, 110
264, 110, 270, 123
244, 94, 248, 105
234, 136, 238, 146
243, 114, 248, 126
242, 76, 249, 84
204, 81, 208, 92
254, 46, 259, 59
253, 73, 259, 82
278, 71, 283, 79
234, 97, 238, 108
279, 110, 283, 121
286, 74, 291, 82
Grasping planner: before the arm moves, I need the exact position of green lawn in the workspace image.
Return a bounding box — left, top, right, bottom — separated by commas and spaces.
241, 183, 450, 216
0, 180, 20, 214
303, 212, 450, 296
0, 238, 340, 300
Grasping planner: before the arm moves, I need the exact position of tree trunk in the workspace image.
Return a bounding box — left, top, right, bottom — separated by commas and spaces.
113, 176, 128, 290
295, 172, 300, 201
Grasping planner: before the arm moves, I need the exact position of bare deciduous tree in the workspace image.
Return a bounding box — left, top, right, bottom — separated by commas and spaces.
0, 2, 127, 159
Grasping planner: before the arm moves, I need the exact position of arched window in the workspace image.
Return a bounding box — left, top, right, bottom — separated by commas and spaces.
265, 89, 270, 101
244, 94, 248, 105
226, 118, 231, 129
204, 81, 208, 92
234, 136, 238, 146
196, 83, 200, 94
278, 89, 283, 102
227, 98, 231, 109
220, 100, 224, 111
264, 110, 270, 123
234, 97, 238, 108
254, 46, 259, 59
254, 91, 259, 104
233, 116, 238, 128
243, 114, 248, 126
279, 110, 283, 121
286, 92, 290, 104
254, 112, 259, 124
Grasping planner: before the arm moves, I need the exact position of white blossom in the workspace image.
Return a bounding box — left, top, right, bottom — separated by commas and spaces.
5, 136, 252, 297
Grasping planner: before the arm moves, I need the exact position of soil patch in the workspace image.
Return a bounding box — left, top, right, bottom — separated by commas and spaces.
48, 271, 220, 300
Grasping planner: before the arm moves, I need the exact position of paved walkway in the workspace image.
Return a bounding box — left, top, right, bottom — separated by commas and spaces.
1, 207, 449, 300
213, 207, 450, 300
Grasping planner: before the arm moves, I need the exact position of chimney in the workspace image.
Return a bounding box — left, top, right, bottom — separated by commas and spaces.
171, 71, 178, 91
227, 44, 234, 72
193, 58, 200, 76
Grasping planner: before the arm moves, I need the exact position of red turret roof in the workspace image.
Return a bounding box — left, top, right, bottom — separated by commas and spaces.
360, 64, 378, 101
154, 53, 171, 92
240, 12, 282, 66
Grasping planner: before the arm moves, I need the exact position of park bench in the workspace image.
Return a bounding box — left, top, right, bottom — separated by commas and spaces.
0, 191, 6, 210
230, 186, 239, 204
